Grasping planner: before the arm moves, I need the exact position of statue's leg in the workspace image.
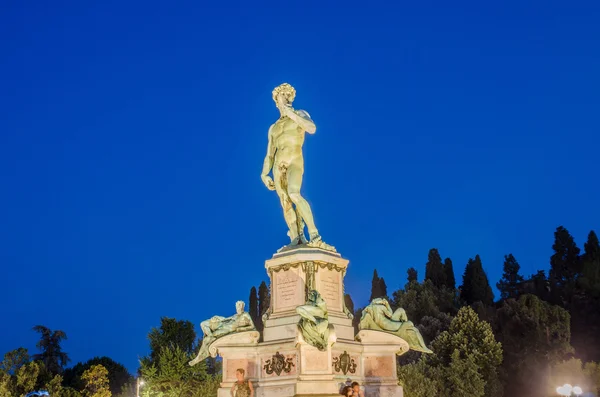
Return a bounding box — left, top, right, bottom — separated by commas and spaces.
286, 164, 319, 239
274, 166, 299, 242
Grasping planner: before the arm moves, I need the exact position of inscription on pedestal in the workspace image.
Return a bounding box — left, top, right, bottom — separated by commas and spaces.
274, 269, 304, 312
318, 269, 341, 312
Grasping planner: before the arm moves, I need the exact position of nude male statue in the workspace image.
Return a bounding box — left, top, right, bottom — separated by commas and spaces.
261, 83, 334, 251
189, 300, 255, 366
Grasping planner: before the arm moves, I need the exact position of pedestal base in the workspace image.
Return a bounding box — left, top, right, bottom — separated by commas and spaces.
214, 248, 405, 397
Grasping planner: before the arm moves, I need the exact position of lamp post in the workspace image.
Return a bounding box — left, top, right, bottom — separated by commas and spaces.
556, 384, 573, 397
136, 378, 145, 397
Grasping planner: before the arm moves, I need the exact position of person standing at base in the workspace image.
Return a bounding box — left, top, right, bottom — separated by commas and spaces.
230, 368, 253, 397
351, 381, 365, 397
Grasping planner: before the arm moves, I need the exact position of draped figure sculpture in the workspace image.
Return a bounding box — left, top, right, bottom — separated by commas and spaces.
189, 301, 256, 366
359, 298, 433, 353
296, 290, 331, 350
261, 83, 334, 252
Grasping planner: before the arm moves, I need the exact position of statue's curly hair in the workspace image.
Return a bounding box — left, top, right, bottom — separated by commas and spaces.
272, 83, 296, 103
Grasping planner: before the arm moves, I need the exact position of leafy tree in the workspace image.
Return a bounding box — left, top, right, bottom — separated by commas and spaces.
549, 226, 581, 304
16, 361, 41, 396
407, 267, 418, 283
139, 346, 211, 397
443, 258, 455, 290
63, 357, 132, 395
258, 281, 270, 332
139, 317, 221, 397
397, 359, 442, 397
32, 325, 70, 374
460, 255, 494, 306
529, 270, 550, 301
392, 280, 438, 324
1, 348, 30, 375
496, 254, 525, 300
0, 372, 12, 397
248, 286, 259, 331
417, 313, 453, 344
495, 294, 573, 397
147, 318, 196, 364
425, 248, 446, 289
82, 364, 111, 397
581, 230, 600, 295
45, 374, 64, 397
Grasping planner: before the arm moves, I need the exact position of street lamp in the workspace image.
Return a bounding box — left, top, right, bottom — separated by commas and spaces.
573, 386, 583, 397
136, 378, 145, 397
556, 384, 572, 397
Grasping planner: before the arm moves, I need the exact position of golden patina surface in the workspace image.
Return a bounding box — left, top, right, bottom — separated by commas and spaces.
261, 83, 335, 252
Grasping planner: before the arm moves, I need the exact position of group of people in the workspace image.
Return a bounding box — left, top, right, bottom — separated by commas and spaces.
341, 382, 365, 397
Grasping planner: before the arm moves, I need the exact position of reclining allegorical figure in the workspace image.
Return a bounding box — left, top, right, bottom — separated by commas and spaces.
189, 300, 256, 366
359, 297, 433, 353
296, 289, 331, 351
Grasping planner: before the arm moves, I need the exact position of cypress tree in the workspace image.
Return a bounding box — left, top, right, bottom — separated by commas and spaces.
425, 248, 446, 289
248, 286, 259, 329
443, 258, 456, 290
460, 255, 494, 306
370, 269, 382, 301
344, 293, 355, 315
581, 230, 600, 294
257, 281, 270, 332
549, 226, 581, 303
496, 254, 525, 300
379, 277, 388, 298
407, 267, 418, 283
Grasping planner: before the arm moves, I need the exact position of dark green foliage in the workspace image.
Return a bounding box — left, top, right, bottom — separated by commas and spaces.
417, 313, 452, 344
370, 269, 385, 300
258, 281, 270, 332
407, 267, 418, 283
392, 279, 456, 325
496, 254, 525, 300
460, 255, 494, 306
344, 293, 354, 315
581, 230, 600, 295
443, 258, 455, 290
248, 286, 259, 329
549, 226, 581, 304
147, 317, 196, 364
399, 306, 502, 397
495, 294, 573, 397
379, 277, 387, 299
139, 317, 220, 397
0, 348, 30, 375
529, 270, 550, 301
63, 357, 133, 395
352, 307, 363, 335
425, 248, 446, 289
32, 325, 70, 375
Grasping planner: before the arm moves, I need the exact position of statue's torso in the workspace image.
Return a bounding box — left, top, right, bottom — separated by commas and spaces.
271, 116, 305, 164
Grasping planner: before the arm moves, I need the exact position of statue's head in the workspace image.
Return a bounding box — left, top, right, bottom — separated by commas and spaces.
235, 300, 245, 314
272, 83, 296, 108
308, 289, 319, 303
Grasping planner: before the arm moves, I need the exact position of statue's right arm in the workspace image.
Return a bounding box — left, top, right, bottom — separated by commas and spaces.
261, 125, 275, 178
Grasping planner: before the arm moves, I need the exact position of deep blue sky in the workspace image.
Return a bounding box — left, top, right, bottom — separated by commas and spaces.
1, 0, 599, 373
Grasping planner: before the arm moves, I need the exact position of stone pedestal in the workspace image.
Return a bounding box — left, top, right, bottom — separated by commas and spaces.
215, 247, 405, 397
